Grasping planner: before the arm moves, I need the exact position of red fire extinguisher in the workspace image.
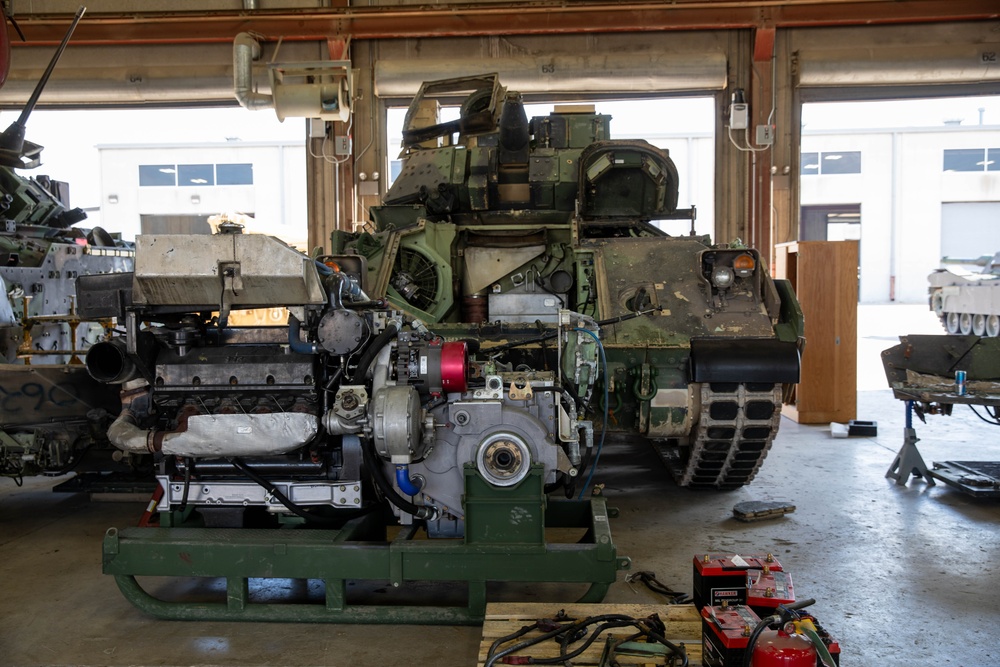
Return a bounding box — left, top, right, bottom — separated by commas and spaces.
751, 624, 817, 666
744, 603, 838, 667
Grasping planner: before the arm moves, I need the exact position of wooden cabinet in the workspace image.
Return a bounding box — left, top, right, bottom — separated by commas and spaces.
774, 241, 859, 424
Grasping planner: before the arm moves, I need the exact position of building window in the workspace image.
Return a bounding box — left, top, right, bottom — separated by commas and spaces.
800, 152, 819, 175
943, 148, 988, 172
140, 162, 255, 186
819, 151, 861, 174
216, 163, 253, 185
138, 164, 177, 186
178, 164, 214, 186
987, 148, 1000, 172
801, 151, 860, 175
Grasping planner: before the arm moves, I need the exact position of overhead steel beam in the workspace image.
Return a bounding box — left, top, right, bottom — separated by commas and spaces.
5, 1, 999, 46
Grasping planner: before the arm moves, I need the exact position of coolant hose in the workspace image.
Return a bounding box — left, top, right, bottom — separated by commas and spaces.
288, 313, 319, 354
362, 438, 434, 520
395, 464, 422, 496
351, 321, 399, 383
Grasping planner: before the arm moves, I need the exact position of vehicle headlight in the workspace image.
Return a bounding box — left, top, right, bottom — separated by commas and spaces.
712, 266, 734, 289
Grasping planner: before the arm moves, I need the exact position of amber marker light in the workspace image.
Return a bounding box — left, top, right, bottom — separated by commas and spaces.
733, 253, 755, 278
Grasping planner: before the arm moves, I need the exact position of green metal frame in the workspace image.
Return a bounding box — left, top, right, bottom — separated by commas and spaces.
102, 466, 630, 624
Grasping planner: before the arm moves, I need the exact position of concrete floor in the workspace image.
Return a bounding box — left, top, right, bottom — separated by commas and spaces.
1, 305, 998, 667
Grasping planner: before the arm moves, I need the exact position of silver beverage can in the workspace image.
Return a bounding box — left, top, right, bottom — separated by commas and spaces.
955, 370, 967, 396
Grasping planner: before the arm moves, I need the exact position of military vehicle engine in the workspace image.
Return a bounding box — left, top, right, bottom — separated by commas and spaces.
80, 227, 597, 535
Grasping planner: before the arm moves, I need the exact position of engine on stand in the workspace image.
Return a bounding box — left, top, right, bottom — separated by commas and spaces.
86, 226, 625, 622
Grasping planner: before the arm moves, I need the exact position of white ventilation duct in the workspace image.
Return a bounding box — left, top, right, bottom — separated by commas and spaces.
233, 32, 352, 122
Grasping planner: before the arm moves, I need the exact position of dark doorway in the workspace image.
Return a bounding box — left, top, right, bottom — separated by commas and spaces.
799, 204, 861, 241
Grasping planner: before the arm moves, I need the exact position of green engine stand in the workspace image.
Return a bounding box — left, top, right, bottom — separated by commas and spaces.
102, 466, 631, 624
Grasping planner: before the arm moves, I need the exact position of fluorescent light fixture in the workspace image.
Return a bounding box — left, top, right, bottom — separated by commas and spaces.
159, 167, 176, 174
190, 178, 208, 184
824, 154, 843, 160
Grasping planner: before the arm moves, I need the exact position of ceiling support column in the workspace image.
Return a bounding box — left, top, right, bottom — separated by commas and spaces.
770, 31, 801, 260
750, 23, 775, 267
716, 30, 753, 246
306, 132, 336, 253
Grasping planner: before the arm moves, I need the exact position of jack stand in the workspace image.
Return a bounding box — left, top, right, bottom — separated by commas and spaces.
885, 401, 935, 487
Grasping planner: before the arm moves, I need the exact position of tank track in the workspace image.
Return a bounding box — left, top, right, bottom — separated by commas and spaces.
654, 382, 783, 490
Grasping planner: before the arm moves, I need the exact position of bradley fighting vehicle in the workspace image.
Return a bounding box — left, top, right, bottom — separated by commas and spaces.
340, 75, 804, 490
0, 7, 138, 484
929, 253, 1000, 336
87, 75, 801, 622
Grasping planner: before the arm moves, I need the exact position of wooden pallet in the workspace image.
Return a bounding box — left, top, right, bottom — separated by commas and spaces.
478, 602, 703, 666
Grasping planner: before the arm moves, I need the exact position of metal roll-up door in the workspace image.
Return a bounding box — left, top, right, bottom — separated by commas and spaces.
374, 51, 728, 98
793, 23, 1000, 94
0, 41, 326, 107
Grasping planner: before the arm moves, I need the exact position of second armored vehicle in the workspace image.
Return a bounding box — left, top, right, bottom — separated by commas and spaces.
929, 253, 1000, 336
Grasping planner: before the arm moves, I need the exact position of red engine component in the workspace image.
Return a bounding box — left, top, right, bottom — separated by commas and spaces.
751, 628, 816, 667
400, 339, 468, 395
439, 340, 468, 393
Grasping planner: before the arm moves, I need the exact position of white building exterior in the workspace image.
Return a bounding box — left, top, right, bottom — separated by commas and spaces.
97, 140, 307, 244
801, 125, 1000, 303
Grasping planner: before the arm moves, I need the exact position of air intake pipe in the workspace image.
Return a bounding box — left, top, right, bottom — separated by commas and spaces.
233, 32, 274, 112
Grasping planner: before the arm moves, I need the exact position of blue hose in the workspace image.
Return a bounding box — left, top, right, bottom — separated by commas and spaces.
395, 464, 422, 496
287, 314, 318, 354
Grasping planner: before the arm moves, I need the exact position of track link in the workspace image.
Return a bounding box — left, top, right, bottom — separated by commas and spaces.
655, 382, 783, 490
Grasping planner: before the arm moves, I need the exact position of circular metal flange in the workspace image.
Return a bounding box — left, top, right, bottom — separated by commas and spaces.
475, 432, 531, 487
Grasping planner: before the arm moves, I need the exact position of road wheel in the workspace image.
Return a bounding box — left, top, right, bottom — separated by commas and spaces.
988, 315, 1000, 337
960, 312, 973, 335
946, 312, 960, 334
973, 314, 987, 336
